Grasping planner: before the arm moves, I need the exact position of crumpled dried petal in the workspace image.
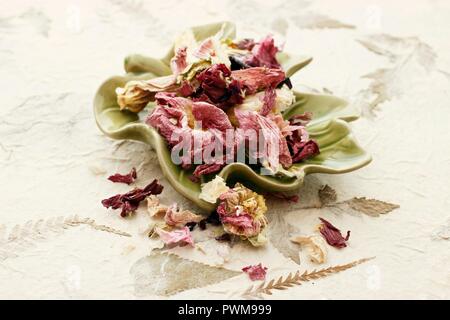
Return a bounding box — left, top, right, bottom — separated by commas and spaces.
242, 263, 268, 281
259, 87, 276, 116
193, 37, 231, 68
147, 94, 232, 176
234, 109, 292, 171
245, 35, 281, 69
101, 179, 164, 217
199, 175, 230, 204
217, 183, 268, 244
164, 203, 203, 228
116, 75, 178, 112
284, 113, 320, 163
195, 64, 244, 109
231, 67, 285, 95
318, 218, 350, 248
291, 235, 328, 264
155, 226, 194, 247
107, 167, 137, 185
170, 46, 188, 77
146, 195, 168, 218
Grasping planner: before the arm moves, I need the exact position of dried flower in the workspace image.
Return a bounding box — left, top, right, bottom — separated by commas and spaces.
291, 235, 328, 264
217, 183, 268, 245
101, 179, 164, 217
107, 167, 137, 185
155, 226, 194, 247
242, 263, 268, 281
146, 195, 168, 218
164, 203, 203, 228
116, 75, 178, 112
318, 218, 350, 248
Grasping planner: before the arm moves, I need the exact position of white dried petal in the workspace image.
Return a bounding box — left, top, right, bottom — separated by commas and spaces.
291, 234, 328, 264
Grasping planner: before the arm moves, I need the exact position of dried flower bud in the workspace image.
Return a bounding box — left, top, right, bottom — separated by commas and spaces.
116, 75, 177, 112
217, 183, 268, 245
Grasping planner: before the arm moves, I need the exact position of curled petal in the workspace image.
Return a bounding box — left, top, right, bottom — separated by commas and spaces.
155, 226, 194, 247
318, 218, 350, 248
291, 235, 327, 264
164, 203, 203, 228
107, 167, 137, 185
245, 35, 281, 69
231, 67, 285, 95
170, 47, 188, 77
116, 75, 177, 112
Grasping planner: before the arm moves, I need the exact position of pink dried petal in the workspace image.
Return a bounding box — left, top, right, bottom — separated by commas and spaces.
170, 47, 188, 76
164, 203, 203, 228
101, 179, 164, 217
231, 67, 285, 95
107, 167, 137, 185
193, 38, 214, 60
318, 218, 350, 248
259, 87, 276, 116
242, 263, 268, 281
191, 101, 233, 131
235, 109, 292, 170
178, 80, 194, 97
155, 226, 194, 247
221, 214, 254, 229
245, 35, 281, 69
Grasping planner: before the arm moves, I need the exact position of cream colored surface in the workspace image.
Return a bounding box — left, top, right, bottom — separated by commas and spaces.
0, 0, 449, 299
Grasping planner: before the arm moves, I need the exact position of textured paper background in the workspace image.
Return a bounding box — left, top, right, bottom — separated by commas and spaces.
0, 0, 449, 299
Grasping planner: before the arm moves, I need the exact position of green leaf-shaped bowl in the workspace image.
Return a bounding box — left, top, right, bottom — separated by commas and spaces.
94, 22, 371, 212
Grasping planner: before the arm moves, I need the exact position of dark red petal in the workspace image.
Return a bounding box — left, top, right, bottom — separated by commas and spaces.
193, 162, 224, 177
318, 217, 350, 248
101, 179, 164, 218
107, 167, 137, 185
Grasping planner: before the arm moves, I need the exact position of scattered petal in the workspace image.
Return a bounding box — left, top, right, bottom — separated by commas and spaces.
155, 226, 194, 247
101, 180, 164, 217
242, 263, 268, 281
107, 167, 137, 185
164, 203, 203, 228
291, 235, 328, 264
318, 218, 350, 248
146, 195, 168, 218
